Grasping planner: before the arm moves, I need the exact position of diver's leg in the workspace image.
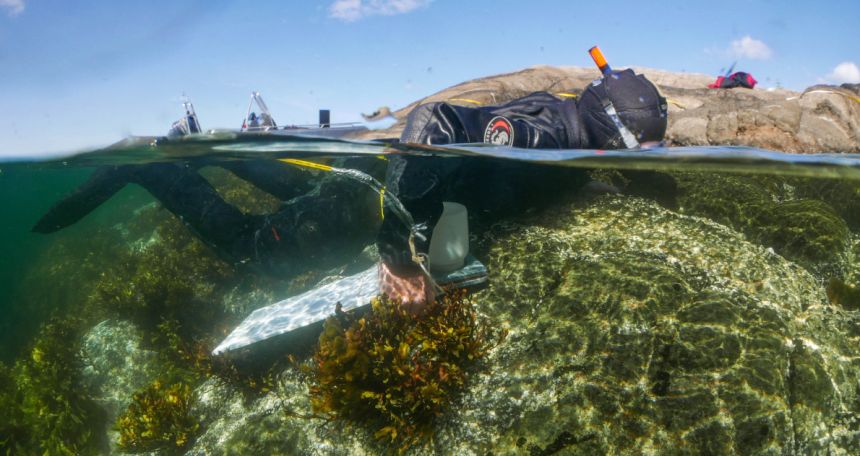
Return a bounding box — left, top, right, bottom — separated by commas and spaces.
33, 165, 133, 233
216, 160, 314, 202
248, 172, 381, 275
135, 162, 381, 274
127, 163, 257, 262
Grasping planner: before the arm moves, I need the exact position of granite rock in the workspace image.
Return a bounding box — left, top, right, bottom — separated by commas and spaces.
353, 65, 860, 153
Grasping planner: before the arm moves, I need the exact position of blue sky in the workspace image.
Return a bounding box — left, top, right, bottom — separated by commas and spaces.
0, 0, 858, 158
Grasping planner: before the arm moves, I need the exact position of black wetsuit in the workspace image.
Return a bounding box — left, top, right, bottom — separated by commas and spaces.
375, 154, 589, 275
34, 159, 383, 276
376, 71, 667, 275
376, 92, 592, 275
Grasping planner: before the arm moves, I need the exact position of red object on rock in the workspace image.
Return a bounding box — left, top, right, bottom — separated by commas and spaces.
709, 72, 757, 89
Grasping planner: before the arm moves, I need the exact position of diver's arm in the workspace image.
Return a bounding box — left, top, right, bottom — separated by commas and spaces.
376, 155, 448, 276
401, 96, 586, 149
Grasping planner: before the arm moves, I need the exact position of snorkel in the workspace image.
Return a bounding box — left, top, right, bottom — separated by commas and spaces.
589, 46, 613, 75
584, 46, 642, 149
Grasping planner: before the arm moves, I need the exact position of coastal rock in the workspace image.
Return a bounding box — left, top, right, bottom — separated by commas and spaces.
183, 195, 860, 455
354, 65, 860, 153
795, 86, 860, 152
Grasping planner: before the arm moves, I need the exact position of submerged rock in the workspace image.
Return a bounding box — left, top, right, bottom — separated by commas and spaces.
459, 196, 836, 454
80, 319, 162, 451
670, 173, 853, 279
181, 195, 860, 455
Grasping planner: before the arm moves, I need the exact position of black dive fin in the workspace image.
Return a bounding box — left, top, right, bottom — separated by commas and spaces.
32, 166, 132, 233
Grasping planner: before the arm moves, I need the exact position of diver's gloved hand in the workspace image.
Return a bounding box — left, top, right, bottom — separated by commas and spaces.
379, 262, 436, 314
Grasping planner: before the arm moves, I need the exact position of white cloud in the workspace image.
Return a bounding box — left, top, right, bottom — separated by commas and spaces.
729, 36, 773, 60
826, 62, 860, 84
0, 0, 24, 16
329, 0, 431, 22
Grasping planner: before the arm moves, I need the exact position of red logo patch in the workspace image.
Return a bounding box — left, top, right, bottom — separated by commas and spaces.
483, 116, 514, 146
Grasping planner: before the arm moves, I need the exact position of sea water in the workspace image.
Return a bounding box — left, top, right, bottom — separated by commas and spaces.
2, 135, 859, 454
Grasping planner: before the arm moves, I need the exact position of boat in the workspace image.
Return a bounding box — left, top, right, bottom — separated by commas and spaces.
166, 96, 202, 138
168, 92, 367, 140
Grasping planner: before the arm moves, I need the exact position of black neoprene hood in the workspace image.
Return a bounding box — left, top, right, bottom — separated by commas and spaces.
578, 69, 668, 149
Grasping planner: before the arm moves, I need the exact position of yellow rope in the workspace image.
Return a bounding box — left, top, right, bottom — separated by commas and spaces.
448, 98, 483, 105
379, 187, 385, 220
666, 98, 686, 109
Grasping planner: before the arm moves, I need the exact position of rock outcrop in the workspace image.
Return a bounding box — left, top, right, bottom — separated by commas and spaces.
354, 65, 860, 153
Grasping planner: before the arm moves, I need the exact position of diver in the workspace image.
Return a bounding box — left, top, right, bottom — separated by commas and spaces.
33, 52, 667, 303
377, 65, 668, 307
247, 112, 260, 129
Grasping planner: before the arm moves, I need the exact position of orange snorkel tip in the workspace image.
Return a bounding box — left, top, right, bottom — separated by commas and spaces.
589, 46, 612, 75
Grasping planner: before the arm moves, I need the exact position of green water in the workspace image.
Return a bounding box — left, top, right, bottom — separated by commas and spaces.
3, 137, 860, 454
0, 165, 88, 361
3, 168, 158, 358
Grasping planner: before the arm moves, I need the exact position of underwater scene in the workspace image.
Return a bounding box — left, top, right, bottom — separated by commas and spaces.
2, 136, 860, 455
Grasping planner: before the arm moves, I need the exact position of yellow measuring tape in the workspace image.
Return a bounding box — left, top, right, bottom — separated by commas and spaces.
279, 158, 387, 220
279, 158, 333, 172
